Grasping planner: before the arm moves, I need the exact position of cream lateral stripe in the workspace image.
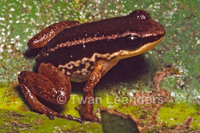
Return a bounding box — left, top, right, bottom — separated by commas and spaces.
48, 32, 161, 53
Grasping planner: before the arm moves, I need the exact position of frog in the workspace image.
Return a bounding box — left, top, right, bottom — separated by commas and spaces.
18, 10, 165, 122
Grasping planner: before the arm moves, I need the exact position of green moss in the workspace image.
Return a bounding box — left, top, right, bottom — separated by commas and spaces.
158, 103, 200, 130
0, 86, 24, 110
0, 109, 102, 132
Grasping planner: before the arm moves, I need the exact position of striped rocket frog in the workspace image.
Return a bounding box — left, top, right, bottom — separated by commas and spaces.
18, 10, 165, 122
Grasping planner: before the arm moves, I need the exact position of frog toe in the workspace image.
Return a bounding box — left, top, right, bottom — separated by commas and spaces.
82, 113, 100, 122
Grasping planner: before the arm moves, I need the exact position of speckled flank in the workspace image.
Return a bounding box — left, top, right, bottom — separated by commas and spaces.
58, 53, 111, 82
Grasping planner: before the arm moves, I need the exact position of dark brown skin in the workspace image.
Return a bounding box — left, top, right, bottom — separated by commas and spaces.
18, 63, 83, 122
28, 20, 79, 49
18, 10, 165, 122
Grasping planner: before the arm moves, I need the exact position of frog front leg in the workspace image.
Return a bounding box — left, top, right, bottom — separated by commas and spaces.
81, 59, 119, 122
18, 63, 83, 122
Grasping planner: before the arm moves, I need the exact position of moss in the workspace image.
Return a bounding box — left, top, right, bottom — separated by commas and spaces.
0, 109, 102, 132
158, 103, 200, 130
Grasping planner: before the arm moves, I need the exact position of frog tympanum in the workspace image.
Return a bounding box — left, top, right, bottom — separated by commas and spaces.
18, 10, 165, 122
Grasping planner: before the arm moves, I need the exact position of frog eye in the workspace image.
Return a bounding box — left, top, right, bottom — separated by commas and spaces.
126, 33, 138, 40
129, 9, 151, 20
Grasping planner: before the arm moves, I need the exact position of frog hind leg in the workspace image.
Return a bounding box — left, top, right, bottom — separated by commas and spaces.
81, 59, 119, 122
18, 63, 83, 122
28, 20, 80, 49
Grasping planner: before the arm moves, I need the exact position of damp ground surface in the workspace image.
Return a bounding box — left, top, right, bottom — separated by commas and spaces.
0, 0, 199, 132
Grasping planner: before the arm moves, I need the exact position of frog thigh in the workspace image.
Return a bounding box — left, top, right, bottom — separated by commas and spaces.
81, 59, 119, 122
28, 20, 80, 49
